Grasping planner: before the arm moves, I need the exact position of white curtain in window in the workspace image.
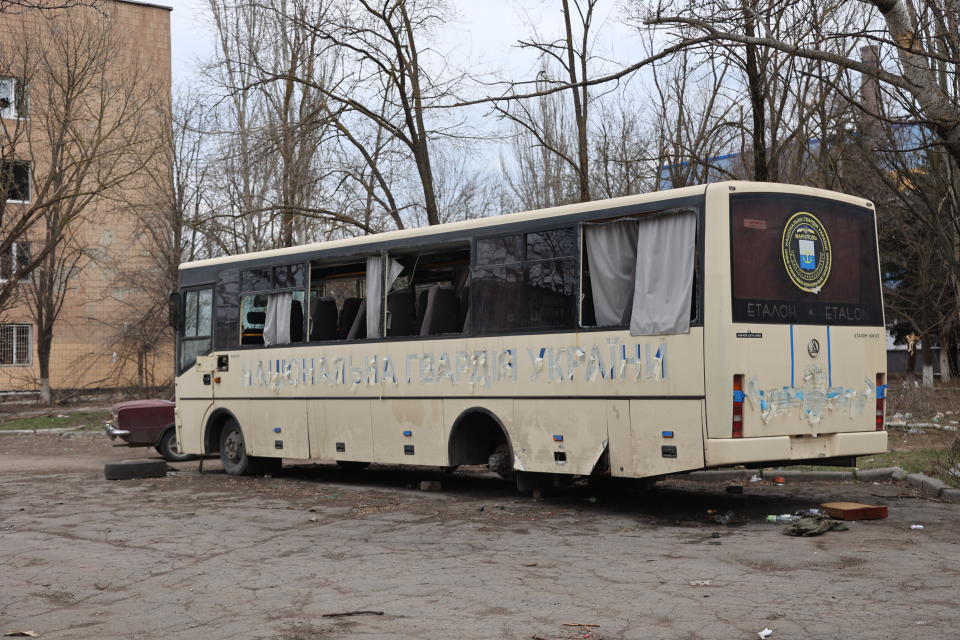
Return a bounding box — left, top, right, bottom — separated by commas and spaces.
630, 211, 697, 335
366, 256, 404, 339
585, 220, 640, 326
263, 292, 293, 346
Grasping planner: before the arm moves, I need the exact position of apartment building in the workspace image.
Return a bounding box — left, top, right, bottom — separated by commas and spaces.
0, 0, 173, 396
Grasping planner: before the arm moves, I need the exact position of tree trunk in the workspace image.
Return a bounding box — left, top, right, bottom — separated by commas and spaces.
561, 0, 590, 202
38, 327, 52, 404
743, 2, 768, 182
939, 335, 952, 383
921, 337, 935, 387
906, 342, 917, 384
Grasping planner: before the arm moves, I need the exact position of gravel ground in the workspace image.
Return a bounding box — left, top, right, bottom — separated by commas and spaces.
1, 431, 958, 639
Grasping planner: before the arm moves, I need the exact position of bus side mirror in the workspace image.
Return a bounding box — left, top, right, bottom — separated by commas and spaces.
168, 291, 180, 330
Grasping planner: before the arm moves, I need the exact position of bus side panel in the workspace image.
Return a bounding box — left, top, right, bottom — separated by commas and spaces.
617, 399, 705, 478
176, 398, 212, 456
512, 399, 610, 475
371, 399, 445, 465
703, 183, 735, 440
235, 399, 310, 459
307, 400, 374, 462
606, 399, 631, 477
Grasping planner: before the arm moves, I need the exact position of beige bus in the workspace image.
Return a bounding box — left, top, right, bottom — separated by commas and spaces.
173, 181, 888, 488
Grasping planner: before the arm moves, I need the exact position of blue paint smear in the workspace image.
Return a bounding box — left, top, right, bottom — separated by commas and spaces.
789, 325, 795, 388
826, 326, 832, 388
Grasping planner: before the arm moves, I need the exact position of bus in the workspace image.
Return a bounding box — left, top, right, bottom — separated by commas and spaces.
172, 181, 887, 488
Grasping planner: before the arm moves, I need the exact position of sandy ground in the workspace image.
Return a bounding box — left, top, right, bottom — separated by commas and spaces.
1, 432, 958, 640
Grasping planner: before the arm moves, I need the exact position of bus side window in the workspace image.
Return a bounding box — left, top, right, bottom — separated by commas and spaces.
385, 246, 471, 337
238, 263, 306, 347
472, 228, 577, 334
215, 269, 240, 349
179, 286, 213, 370
581, 211, 697, 334
308, 261, 366, 342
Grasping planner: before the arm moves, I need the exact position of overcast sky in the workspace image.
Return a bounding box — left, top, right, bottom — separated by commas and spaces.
161, 0, 644, 90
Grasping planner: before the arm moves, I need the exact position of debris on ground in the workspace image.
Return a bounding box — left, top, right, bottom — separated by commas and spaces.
4, 633, 40, 638
766, 514, 795, 524
910, 524, 924, 530
758, 628, 773, 639
321, 610, 384, 618
688, 579, 711, 586
820, 501, 888, 520
707, 509, 734, 524
783, 514, 848, 537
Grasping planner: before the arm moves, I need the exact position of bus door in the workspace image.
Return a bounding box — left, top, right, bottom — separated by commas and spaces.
727, 191, 885, 438
175, 286, 216, 453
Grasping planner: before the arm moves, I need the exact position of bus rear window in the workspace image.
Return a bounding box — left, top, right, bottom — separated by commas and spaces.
730, 194, 882, 326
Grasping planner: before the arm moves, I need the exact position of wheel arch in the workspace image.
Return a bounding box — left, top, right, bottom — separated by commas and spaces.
203, 408, 238, 455
447, 407, 514, 467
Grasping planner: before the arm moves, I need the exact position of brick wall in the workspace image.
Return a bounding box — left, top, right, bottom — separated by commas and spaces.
0, 0, 173, 394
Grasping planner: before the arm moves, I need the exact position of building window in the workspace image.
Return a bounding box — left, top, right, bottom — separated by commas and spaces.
0, 241, 30, 281
0, 77, 27, 120
2, 161, 30, 203
0, 324, 31, 365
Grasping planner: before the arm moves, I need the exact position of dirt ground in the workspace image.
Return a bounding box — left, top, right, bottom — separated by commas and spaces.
1, 432, 959, 640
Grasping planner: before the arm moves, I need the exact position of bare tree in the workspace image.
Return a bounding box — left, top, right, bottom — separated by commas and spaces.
638, 0, 960, 166
492, 0, 600, 204
100, 90, 214, 393
0, 0, 94, 12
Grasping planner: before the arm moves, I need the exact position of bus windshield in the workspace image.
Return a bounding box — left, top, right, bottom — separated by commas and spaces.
729, 193, 883, 326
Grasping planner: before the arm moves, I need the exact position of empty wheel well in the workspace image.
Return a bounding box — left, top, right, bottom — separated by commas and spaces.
204, 410, 236, 455
448, 409, 511, 466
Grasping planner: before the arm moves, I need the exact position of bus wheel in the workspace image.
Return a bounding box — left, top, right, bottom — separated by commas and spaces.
488, 442, 513, 480
220, 420, 281, 476
220, 420, 251, 475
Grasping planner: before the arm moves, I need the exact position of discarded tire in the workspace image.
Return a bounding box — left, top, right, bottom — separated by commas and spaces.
104, 459, 167, 481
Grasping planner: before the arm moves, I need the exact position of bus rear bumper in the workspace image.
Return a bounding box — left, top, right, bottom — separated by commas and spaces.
704, 430, 887, 468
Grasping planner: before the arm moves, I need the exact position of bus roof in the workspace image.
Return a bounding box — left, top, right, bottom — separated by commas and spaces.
180, 183, 711, 272
179, 181, 873, 274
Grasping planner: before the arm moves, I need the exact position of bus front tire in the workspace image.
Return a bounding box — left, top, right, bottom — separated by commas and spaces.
220, 419, 281, 476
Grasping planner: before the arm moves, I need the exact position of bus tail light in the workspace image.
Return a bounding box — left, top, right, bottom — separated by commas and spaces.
732, 374, 744, 438
876, 373, 886, 430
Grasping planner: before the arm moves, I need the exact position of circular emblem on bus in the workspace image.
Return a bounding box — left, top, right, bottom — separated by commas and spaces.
781, 211, 832, 293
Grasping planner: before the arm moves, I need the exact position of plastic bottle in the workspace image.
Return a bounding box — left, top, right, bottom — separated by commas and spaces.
766, 514, 796, 524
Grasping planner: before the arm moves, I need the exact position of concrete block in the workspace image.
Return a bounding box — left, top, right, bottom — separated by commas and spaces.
419, 480, 442, 491
906, 473, 949, 497
855, 467, 901, 483
686, 469, 756, 482
940, 488, 960, 503
761, 470, 854, 482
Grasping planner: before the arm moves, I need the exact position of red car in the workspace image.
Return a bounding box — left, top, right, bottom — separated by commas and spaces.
104, 399, 194, 462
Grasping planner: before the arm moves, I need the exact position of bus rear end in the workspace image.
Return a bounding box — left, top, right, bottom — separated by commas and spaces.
704, 183, 887, 467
